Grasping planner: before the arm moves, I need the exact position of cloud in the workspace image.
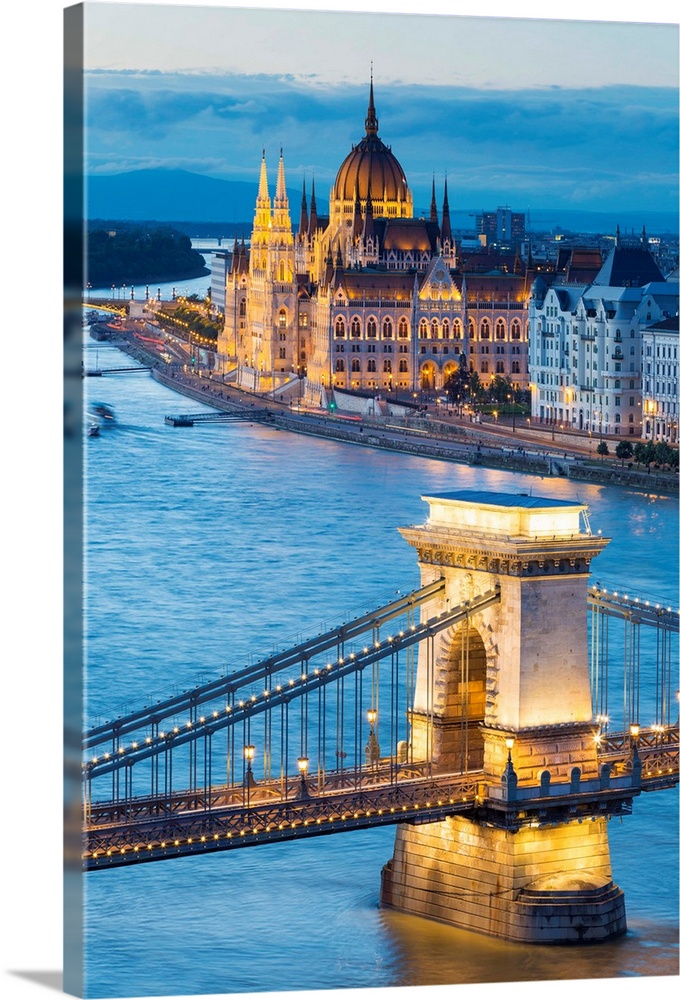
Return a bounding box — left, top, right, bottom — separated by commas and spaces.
84, 71, 679, 214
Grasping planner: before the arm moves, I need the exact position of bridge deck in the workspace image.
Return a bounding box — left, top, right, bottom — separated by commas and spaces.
82, 727, 678, 870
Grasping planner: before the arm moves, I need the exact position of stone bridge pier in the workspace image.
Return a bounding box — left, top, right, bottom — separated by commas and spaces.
380, 489, 628, 943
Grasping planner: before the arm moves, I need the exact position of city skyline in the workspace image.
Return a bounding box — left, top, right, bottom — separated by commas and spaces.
82, 2, 679, 218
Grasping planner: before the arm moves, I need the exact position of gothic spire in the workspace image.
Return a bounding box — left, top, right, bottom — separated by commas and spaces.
309, 177, 318, 234
256, 149, 270, 207
352, 181, 363, 240
440, 174, 452, 245
363, 180, 376, 244
299, 176, 309, 238
274, 147, 288, 206
429, 175, 438, 224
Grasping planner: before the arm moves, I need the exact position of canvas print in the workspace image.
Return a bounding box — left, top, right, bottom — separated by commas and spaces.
64, 2, 679, 998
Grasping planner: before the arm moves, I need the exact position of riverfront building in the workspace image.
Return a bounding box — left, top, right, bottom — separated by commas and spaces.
528, 236, 679, 437
640, 311, 679, 441
217, 81, 534, 400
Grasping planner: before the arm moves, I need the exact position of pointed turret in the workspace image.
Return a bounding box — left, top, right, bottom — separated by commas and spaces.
271, 148, 291, 231
256, 149, 270, 209
429, 175, 438, 224
323, 247, 334, 286
230, 237, 241, 274
309, 177, 318, 235
362, 181, 376, 245
440, 175, 452, 246
513, 243, 524, 275
274, 147, 288, 207
252, 149, 272, 244
238, 236, 249, 274
299, 176, 309, 239
352, 182, 363, 241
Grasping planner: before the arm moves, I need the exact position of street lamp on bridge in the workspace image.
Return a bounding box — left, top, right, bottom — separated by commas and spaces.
244, 744, 255, 807
365, 708, 380, 768
297, 756, 310, 799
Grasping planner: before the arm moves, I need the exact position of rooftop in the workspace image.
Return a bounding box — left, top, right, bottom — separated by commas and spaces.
425, 490, 583, 510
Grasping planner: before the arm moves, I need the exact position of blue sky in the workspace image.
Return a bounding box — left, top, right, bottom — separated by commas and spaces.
80, 2, 680, 216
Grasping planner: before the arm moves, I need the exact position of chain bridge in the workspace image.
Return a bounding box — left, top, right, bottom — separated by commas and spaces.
79, 490, 678, 944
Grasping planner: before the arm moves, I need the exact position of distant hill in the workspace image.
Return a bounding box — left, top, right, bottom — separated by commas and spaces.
87, 168, 679, 237
87, 169, 319, 227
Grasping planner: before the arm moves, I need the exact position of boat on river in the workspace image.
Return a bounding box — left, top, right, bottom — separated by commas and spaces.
87, 401, 116, 425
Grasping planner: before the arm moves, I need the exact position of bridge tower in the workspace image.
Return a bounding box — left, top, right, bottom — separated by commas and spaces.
380, 489, 628, 943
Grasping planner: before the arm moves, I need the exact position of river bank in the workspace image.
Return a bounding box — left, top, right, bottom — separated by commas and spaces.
101, 328, 679, 496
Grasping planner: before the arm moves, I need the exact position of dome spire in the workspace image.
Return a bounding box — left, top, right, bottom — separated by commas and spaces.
365, 65, 379, 137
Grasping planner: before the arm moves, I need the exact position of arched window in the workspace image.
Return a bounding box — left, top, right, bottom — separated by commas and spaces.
398, 317, 409, 338
419, 319, 429, 338
367, 359, 376, 372
278, 261, 286, 282
383, 359, 392, 373
351, 317, 361, 338
511, 320, 521, 340
481, 319, 490, 340
511, 360, 520, 374
468, 319, 476, 339
382, 318, 393, 338
453, 319, 462, 339
481, 360, 489, 373
367, 318, 377, 338
496, 361, 505, 374
431, 319, 439, 339
335, 359, 345, 372
399, 359, 408, 373
442, 319, 450, 340
278, 331, 286, 342
278, 309, 287, 329
495, 320, 505, 340
351, 358, 361, 372
335, 318, 345, 338
239, 299, 246, 317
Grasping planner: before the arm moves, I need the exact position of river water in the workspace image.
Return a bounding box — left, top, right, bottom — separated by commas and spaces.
81, 333, 678, 999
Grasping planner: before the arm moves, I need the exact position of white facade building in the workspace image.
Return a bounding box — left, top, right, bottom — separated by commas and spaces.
529, 240, 678, 437
641, 314, 679, 441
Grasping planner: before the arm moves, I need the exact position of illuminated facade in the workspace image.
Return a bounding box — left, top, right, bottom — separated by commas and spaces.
528, 237, 679, 436
640, 313, 679, 441
381, 490, 628, 944
217, 82, 533, 399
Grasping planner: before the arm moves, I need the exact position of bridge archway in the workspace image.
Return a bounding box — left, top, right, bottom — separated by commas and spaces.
411, 619, 492, 773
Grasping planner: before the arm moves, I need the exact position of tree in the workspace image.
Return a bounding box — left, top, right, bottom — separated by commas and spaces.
653, 441, 675, 469
444, 354, 469, 405
615, 440, 634, 466
487, 374, 513, 404
633, 441, 655, 467
596, 441, 609, 461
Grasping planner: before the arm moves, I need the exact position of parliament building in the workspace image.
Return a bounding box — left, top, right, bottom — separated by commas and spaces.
217, 81, 537, 402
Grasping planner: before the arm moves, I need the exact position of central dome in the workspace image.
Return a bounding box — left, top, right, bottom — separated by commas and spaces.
332, 82, 410, 205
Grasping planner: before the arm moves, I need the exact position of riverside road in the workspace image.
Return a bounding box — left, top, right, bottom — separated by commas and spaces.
92, 319, 678, 494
